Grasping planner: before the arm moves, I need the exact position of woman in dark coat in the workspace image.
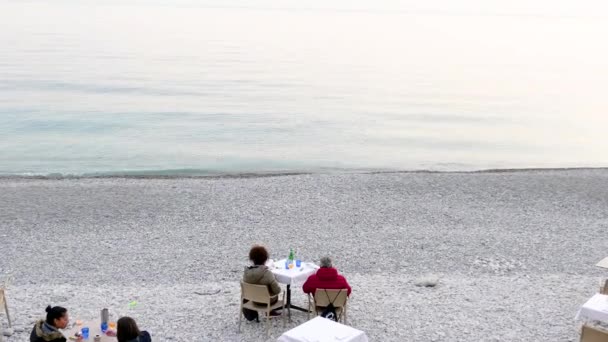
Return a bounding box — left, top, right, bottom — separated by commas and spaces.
30, 306, 69, 342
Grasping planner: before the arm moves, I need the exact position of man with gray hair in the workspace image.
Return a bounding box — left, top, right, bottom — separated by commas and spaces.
319, 256, 333, 268
302, 256, 352, 296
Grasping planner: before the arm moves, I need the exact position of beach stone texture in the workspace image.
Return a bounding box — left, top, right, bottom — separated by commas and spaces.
1, 169, 607, 341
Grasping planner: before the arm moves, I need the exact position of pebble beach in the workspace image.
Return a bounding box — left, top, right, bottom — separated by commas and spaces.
1, 169, 607, 341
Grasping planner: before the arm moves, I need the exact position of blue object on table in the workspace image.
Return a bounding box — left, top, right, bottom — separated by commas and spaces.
81, 327, 89, 339
296, 259, 301, 267
101, 321, 108, 333
285, 260, 290, 269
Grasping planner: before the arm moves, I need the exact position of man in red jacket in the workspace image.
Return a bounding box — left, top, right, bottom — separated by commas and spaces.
303, 256, 352, 296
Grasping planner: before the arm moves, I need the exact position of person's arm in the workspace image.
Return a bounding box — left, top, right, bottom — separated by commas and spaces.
264, 269, 282, 295
269, 278, 281, 296
302, 275, 314, 294
242, 266, 248, 282
340, 276, 352, 296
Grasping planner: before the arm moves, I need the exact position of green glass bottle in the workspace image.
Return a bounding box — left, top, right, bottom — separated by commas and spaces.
288, 248, 295, 264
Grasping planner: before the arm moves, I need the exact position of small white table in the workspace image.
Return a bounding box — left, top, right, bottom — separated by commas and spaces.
270, 259, 318, 315
575, 293, 608, 323
64, 321, 117, 342
271, 259, 318, 286
277, 316, 369, 342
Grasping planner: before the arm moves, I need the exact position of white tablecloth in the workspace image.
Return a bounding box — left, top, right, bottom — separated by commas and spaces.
63, 320, 117, 342
597, 256, 608, 269
270, 259, 319, 286
575, 293, 608, 323
277, 316, 368, 342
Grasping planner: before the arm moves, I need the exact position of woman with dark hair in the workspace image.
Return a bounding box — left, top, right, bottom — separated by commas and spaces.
30, 306, 69, 342
243, 245, 281, 301
241, 245, 282, 320
116, 316, 151, 342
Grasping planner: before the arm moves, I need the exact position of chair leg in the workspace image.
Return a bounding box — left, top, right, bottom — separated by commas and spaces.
2, 293, 10, 328
5, 309, 10, 328
266, 310, 271, 337
282, 311, 286, 329
307, 294, 311, 320
238, 305, 242, 332
282, 301, 286, 328
343, 306, 347, 324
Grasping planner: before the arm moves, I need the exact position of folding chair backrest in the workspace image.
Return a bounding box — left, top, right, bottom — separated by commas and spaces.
241, 281, 271, 304
314, 289, 348, 307
580, 325, 608, 342
600, 279, 608, 295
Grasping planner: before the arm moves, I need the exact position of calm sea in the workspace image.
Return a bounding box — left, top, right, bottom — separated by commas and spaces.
1, 0, 607, 176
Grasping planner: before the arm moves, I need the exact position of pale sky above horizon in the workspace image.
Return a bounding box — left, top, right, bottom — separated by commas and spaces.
2, 0, 608, 14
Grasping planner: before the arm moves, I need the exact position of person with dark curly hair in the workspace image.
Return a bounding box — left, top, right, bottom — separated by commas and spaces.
243, 245, 281, 301
30, 306, 69, 342
116, 316, 151, 342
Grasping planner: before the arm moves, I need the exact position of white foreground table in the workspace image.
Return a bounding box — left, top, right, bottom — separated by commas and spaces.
277, 316, 368, 342
597, 257, 608, 269
575, 293, 608, 323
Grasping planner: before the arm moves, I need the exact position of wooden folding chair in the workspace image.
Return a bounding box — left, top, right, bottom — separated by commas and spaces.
307, 288, 349, 324
580, 324, 608, 342
599, 279, 608, 295
238, 281, 286, 337
0, 283, 11, 328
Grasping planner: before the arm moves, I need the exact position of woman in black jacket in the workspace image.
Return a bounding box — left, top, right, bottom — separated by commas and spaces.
117, 316, 151, 342
30, 306, 70, 342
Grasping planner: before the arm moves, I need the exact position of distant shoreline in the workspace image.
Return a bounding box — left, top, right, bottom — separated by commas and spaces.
1, 166, 607, 180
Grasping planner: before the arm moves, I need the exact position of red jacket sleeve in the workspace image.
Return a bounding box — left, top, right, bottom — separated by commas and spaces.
302, 275, 315, 294
338, 275, 352, 296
